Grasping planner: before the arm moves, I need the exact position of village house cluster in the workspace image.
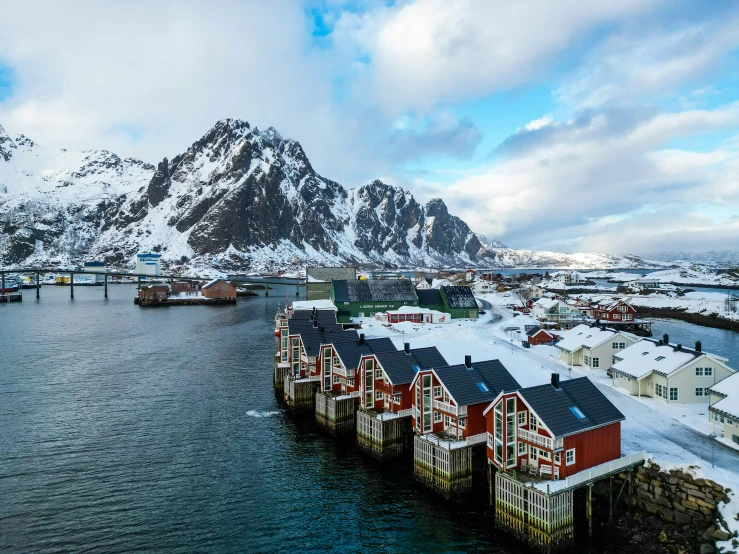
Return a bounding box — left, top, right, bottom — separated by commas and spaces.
273, 296, 647, 551
136, 278, 237, 305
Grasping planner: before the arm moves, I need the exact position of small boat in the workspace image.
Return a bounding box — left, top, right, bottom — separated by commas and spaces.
0, 278, 20, 293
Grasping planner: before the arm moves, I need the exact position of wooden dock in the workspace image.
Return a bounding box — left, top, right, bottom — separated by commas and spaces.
0, 293, 22, 303
134, 297, 236, 306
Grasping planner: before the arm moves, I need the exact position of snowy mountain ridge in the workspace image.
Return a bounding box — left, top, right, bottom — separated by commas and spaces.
0, 119, 671, 271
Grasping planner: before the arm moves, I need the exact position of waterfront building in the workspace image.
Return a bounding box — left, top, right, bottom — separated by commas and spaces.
82, 261, 106, 282
409, 357, 520, 498
611, 336, 736, 404
532, 298, 586, 327
306, 266, 357, 301
135, 253, 162, 276
330, 279, 418, 320
354, 344, 448, 459
555, 324, 638, 369
138, 285, 170, 301
201, 279, 236, 300
439, 285, 478, 319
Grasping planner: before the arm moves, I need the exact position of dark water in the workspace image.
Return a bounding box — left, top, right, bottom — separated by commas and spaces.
0, 285, 518, 554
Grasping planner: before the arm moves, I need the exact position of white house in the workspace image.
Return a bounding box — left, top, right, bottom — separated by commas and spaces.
626, 278, 660, 289
708, 372, 739, 445
556, 323, 638, 369
136, 253, 162, 276
551, 271, 587, 285
611, 338, 735, 404
532, 298, 585, 325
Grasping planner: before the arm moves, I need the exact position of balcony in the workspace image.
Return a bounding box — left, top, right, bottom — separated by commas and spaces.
433, 399, 464, 416
517, 428, 563, 451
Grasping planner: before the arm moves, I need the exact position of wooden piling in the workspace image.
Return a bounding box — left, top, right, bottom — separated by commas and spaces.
283, 376, 319, 414
587, 484, 593, 538
356, 411, 412, 461
412, 436, 474, 499
104, 274, 108, 298
36, 272, 40, 299
70, 272, 74, 298
315, 393, 358, 436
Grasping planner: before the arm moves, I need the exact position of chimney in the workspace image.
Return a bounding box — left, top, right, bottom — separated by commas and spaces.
313, 320, 318, 328
676, 343, 682, 351
359, 333, 365, 346
551, 373, 560, 389
695, 341, 702, 353
404, 342, 410, 354
658, 339, 663, 345
464, 355, 472, 368
663, 334, 669, 345
320, 326, 325, 333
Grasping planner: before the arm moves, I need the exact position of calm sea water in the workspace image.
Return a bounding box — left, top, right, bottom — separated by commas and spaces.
0, 285, 521, 554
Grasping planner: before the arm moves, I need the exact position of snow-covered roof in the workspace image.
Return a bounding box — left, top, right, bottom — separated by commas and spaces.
612, 339, 698, 379
556, 324, 620, 352
386, 305, 445, 315
709, 372, 739, 419
203, 278, 225, 289
292, 299, 337, 311
534, 298, 559, 309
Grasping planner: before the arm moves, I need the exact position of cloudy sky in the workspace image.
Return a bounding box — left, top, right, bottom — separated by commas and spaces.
1, 0, 739, 255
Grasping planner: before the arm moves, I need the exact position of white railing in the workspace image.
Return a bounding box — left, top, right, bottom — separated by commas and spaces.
459, 405, 467, 416
465, 432, 487, 446
517, 428, 562, 451
564, 451, 646, 489
307, 375, 321, 382
333, 367, 347, 377
433, 399, 460, 416
397, 408, 413, 417
349, 391, 361, 398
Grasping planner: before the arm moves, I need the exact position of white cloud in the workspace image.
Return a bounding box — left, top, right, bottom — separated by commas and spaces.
523, 115, 554, 132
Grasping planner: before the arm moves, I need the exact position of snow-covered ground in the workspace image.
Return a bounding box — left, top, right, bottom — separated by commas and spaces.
630, 290, 739, 321
357, 292, 739, 544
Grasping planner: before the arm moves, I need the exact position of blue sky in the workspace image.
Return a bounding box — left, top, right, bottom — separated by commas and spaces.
2, 0, 739, 255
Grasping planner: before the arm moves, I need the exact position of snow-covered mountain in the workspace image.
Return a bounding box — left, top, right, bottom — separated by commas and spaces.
0, 119, 669, 271
474, 233, 507, 249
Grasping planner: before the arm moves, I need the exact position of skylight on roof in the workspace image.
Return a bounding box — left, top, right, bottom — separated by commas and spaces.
569, 406, 586, 420
642, 352, 649, 355
476, 382, 489, 392
655, 356, 665, 361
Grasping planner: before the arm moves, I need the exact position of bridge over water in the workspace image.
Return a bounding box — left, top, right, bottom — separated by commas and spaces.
0, 268, 304, 300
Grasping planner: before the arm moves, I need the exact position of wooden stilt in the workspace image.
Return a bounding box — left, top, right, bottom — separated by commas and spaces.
36, 271, 40, 299
587, 484, 593, 537
70, 272, 74, 299
104, 274, 108, 298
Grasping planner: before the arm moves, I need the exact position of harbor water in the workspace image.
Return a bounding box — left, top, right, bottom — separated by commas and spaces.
0, 285, 515, 553
1, 285, 737, 553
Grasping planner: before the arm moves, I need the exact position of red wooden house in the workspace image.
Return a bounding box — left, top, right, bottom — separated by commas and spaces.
526, 326, 558, 346
356, 343, 448, 413
593, 299, 636, 323
316, 333, 395, 395
409, 356, 521, 442
483, 373, 624, 480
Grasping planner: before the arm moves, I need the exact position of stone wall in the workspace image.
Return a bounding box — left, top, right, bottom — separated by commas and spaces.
612, 462, 737, 553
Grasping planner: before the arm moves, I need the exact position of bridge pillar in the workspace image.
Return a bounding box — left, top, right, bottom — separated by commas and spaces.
104, 274, 108, 299
265, 286, 269, 297
70, 272, 74, 299
138, 276, 141, 291
296, 285, 299, 297
36, 271, 40, 299
1, 272, 4, 296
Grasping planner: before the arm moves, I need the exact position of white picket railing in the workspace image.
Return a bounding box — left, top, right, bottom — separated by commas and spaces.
433, 399, 460, 416
397, 408, 413, 417
465, 432, 487, 446
349, 391, 361, 398
517, 428, 563, 451
564, 452, 646, 489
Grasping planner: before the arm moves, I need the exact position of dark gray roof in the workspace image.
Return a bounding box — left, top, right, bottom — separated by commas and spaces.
290, 309, 338, 322
288, 321, 345, 334
441, 286, 477, 309
332, 279, 418, 303
330, 337, 395, 370
526, 326, 552, 337
375, 347, 448, 385
416, 288, 443, 306
519, 377, 624, 438
300, 330, 359, 357
434, 360, 520, 407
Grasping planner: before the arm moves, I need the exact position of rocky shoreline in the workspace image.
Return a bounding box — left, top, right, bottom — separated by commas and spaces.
638, 307, 739, 332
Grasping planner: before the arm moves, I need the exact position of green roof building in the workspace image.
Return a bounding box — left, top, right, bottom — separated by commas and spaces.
330, 279, 418, 321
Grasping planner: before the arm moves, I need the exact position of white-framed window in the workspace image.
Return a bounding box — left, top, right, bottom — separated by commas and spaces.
706, 367, 713, 376
518, 411, 527, 427
623, 314, 632, 321
584, 355, 591, 366
555, 452, 561, 464
669, 388, 678, 401
695, 387, 704, 397
375, 369, 382, 380
612, 342, 626, 350
618, 305, 627, 313
333, 376, 340, 383
696, 367, 704, 376
530, 448, 538, 461
434, 386, 442, 398
518, 442, 527, 455
530, 414, 538, 432
539, 449, 550, 460
434, 411, 442, 422
375, 390, 382, 400
592, 358, 600, 368
566, 449, 575, 466
348, 378, 355, 387
459, 418, 466, 428
444, 415, 450, 427
443, 390, 450, 403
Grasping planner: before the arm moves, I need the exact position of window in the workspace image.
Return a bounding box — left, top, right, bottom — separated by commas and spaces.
612, 342, 626, 350
459, 418, 466, 429
695, 387, 704, 397
566, 449, 575, 466
530, 448, 537, 461
443, 390, 449, 403
518, 411, 527, 427
539, 449, 550, 460
434, 411, 442, 422
375, 390, 383, 400
569, 406, 586, 419
518, 442, 527, 455
655, 383, 667, 399
669, 387, 678, 401
333, 376, 340, 383
375, 369, 382, 380
592, 358, 600, 368
706, 367, 713, 376
444, 415, 450, 427
393, 393, 401, 404
530, 414, 538, 432
348, 378, 355, 387
584, 355, 591, 366
618, 305, 627, 312
476, 382, 489, 392
696, 367, 704, 376
623, 314, 632, 321
555, 452, 561, 464
434, 386, 442, 398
